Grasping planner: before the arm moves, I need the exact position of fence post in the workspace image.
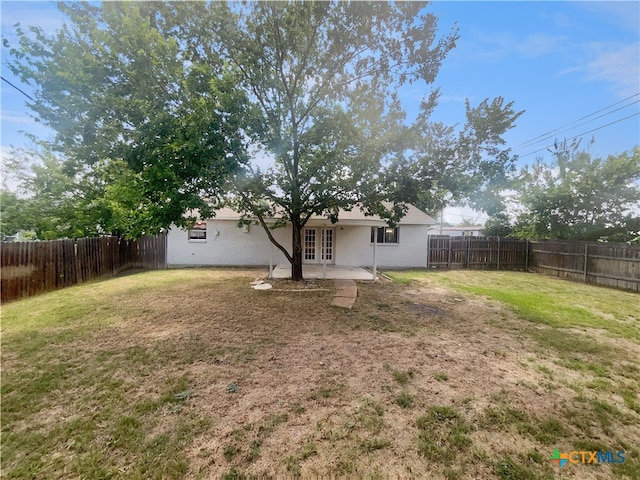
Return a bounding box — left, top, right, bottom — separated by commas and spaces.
447, 236, 452, 269
497, 237, 501, 271
426, 235, 430, 269
525, 239, 529, 271
583, 242, 588, 283
465, 236, 470, 269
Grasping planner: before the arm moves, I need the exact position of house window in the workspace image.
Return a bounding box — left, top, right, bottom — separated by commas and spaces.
188, 221, 207, 240
371, 226, 399, 244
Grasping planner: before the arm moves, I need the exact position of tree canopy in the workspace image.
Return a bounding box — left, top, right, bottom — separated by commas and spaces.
189, 1, 464, 279
485, 141, 640, 242
514, 142, 640, 242
5, 1, 254, 234
5, 1, 528, 280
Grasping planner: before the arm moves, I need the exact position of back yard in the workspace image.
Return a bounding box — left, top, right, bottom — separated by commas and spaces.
1, 269, 638, 479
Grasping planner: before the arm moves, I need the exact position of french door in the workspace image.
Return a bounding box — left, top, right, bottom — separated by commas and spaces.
303, 228, 335, 264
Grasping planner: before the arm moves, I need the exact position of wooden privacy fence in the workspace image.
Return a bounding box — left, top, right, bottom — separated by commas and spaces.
426, 235, 640, 292
1, 235, 167, 303
427, 235, 528, 270
528, 240, 640, 292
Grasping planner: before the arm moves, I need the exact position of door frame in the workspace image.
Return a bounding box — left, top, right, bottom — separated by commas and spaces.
302, 227, 336, 264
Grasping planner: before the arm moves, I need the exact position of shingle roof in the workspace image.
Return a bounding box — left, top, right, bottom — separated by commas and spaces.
208, 203, 435, 226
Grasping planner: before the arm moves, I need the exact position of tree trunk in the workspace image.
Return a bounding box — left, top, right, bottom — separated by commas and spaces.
291, 221, 304, 281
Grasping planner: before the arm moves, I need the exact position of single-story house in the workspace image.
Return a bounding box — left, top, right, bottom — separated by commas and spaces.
427, 225, 486, 237
167, 204, 436, 270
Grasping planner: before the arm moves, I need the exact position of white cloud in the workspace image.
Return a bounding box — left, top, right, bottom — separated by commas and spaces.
577, 2, 640, 35
1, 111, 37, 126
439, 95, 468, 104
585, 42, 640, 98
457, 32, 566, 63
0, 2, 65, 35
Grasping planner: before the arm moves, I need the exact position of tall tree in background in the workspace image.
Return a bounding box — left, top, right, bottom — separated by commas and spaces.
513, 141, 640, 241
4, 2, 254, 236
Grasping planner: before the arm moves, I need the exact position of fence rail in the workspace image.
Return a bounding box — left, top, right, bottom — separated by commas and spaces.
1, 235, 167, 303
528, 240, 640, 292
427, 236, 528, 270
427, 236, 639, 292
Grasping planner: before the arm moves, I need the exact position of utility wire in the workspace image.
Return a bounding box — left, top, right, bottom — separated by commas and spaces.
1, 75, 35, 101
518, 112, 640, 160
517, 92, 640, 148
517, 100, 639, 151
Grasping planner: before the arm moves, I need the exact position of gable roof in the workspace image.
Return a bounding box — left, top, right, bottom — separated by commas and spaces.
326, 203, 435, 225
208, 203, 436, 226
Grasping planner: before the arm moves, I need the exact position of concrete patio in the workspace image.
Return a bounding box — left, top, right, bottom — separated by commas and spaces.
271, 264, 377, 280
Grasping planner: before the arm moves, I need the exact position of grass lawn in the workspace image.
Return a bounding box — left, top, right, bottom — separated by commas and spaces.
1, 269, 639, 479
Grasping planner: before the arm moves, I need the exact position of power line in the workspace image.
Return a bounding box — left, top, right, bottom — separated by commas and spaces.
518, 99, 639, 151
517, 92, 640, 148
518, 112, 640, 160
1, 75, 35, 101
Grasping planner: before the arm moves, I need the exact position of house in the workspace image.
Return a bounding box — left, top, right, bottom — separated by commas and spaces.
427, 225, 486, 237
167, 204, 436, 271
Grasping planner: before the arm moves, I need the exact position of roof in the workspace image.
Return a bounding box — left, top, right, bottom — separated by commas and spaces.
428, 225, 486, 231
207, 203, 436, 226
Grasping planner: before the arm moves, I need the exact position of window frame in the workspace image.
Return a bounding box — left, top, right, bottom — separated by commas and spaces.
188, 221, 207, 241
370, 226, 399, 245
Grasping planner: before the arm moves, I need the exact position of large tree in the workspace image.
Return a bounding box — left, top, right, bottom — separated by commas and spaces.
2, 148, 153, 239
6, 2, 526, 280
5, 2, 254, 236
201, 1, 459, 280
511, 141, 640, 241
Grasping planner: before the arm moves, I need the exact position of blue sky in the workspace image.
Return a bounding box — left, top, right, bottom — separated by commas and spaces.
1, 1, 639, 222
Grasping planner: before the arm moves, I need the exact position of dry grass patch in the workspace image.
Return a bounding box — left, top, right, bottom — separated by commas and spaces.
2, 268, 639, 478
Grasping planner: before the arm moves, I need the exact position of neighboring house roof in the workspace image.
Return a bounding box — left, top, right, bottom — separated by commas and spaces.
206, 203, 436, 226
428, 225, 485, 232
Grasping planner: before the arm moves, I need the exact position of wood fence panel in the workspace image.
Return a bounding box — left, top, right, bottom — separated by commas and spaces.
427, 236, 528, 270
529, 240, 639, 292
426, 236, 451, 267
426, 236, 637, 291
1, 235, 167, 303
500, 238, 528, 269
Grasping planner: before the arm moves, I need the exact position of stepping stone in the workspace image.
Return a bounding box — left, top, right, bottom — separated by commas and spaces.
335, 285, 357, 298
331, 295, 355, 309
331, 279, 357, 309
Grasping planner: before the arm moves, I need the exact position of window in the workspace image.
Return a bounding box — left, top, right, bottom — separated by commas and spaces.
304, 228, 316, 260
371, 226, 399, 244
188, 221, 207, 240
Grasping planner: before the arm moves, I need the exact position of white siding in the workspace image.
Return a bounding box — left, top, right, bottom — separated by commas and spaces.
334, 225, 427, 267
371, 224, 428, 268
168, 222, 428, 268
167, 220, 291, 267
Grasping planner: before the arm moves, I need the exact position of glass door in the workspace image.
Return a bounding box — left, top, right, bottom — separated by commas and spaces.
303, 228, 316, 262
321, 228, 334, 263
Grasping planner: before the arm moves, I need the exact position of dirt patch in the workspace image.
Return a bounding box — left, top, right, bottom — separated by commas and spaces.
405, 302, 447, 316
3, 269, 638, 479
